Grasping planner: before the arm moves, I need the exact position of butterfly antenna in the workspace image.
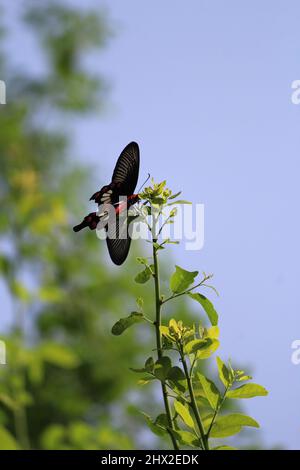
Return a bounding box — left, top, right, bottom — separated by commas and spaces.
137, 173, 150, 193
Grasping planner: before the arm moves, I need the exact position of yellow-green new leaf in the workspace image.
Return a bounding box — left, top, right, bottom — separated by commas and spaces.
206, 326, 220, 339
169, 318, 180, 335
209, 413, 259, 438
174, 400, 195, 430
198, 373, 220, 410
216, 357, 231, 387
159, 325, 174, 342
227, 383, 268, 399
184, 338, 211, 355
197, 339, 220, 359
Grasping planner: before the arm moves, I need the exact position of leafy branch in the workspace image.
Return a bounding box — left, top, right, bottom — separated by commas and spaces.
112, 180, 268, 450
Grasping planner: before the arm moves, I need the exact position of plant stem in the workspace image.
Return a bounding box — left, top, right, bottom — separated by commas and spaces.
152, 238, 179, 450
180, 348, 209, 450
161, 275, 213, 304
206, 383, 230, 438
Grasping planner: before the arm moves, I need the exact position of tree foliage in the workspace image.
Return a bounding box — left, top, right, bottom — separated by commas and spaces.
0, 2, 153, 450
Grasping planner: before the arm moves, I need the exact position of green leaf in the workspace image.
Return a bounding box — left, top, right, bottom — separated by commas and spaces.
168, 191, 182, 200
168, 200, 192, 206
210, 413, 259, 438
142, 413, 167, 437
130, 357, 153, 374
174, 400, 195, 430
145, 356, 154, 373
198, 374, 220, 410
236, 374, 252, 382
216, 357, 231, 387
130, 367, 147, 374
184, 338, 212, 355
192, 380, 212, 405
234, 369, 252, 382
188, 293, 218, 326
0, 427, 19, 450
206, 326, 220, 339
155, 413, 169, 429
171, 430, 199, 447
137, 376, 156, 385
167, 366, 186, 381
238, 375, 252, 382
197, 339, 220, 359
154, 356, 172, 381
213, 446, 237, 450
134, 266, 152, 284
111, 312, 144, 336
169, 208, 177, 217
167, 366, 187, 393
129, 358, 154, 376
227, 383, 268, 399
183, 337, 219, 359
170, 265, 198, 294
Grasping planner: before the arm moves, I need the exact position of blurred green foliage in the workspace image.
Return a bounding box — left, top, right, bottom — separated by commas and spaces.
0, 1, 261, 451
0, 1, 161, 450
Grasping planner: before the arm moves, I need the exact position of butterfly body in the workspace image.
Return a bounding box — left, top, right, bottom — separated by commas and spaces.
73, 142, 140, 265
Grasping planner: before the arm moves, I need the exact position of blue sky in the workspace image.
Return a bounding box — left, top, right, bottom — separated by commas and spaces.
2, 0, 300, 449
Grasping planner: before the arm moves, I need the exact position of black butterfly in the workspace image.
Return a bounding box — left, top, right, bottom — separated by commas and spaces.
73, 142, 140, 265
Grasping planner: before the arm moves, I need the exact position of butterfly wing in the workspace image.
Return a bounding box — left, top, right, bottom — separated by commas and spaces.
111, 141, 140, 195
106, 213, 131, 265
105, 142, 139, 264
90, 142, 140, 204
